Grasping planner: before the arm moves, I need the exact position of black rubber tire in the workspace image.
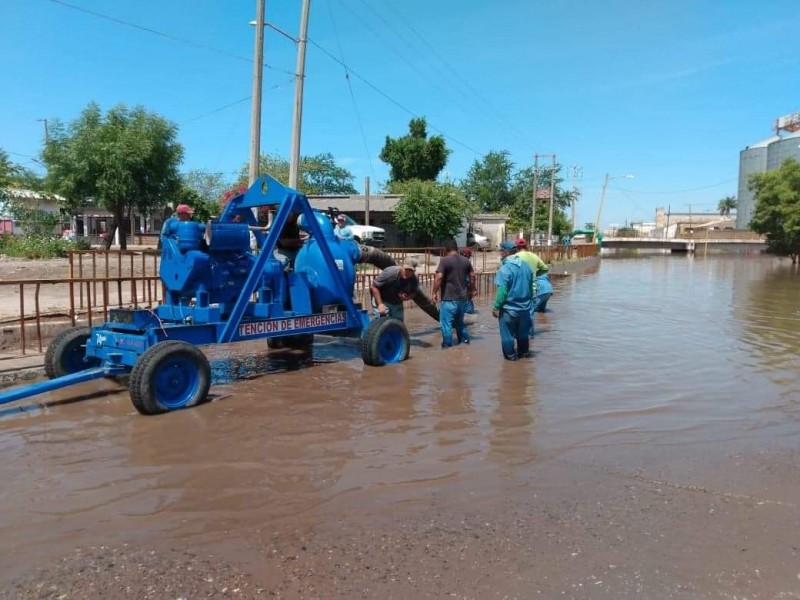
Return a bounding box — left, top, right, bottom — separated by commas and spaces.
361, 317, 410, 366
129, 340, 211, 415
44, 326, 101, 379
267, 334, 314, 349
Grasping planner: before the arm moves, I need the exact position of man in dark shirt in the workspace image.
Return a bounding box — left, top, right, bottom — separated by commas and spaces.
432, 239, 476, 347
369, 260, 419, 321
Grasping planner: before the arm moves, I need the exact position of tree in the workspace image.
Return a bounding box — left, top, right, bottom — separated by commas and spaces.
718, 195, 737, 216
380, 117, 449, 184
461, 150, 515, 212
505, 164, 573, 237
0, 149, 15, 191
238, 153, 358, 195
749, 159, 800, 264
392, 180, 468, 244
42, 102, 183, 249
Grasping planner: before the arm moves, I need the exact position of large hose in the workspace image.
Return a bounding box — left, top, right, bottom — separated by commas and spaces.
358, 246, 439, 322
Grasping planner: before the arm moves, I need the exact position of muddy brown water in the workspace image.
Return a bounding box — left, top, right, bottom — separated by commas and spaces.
2, 254, 800, 598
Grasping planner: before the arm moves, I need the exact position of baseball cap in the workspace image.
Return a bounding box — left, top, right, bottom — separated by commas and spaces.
176, 204, 194, 215
515, 238, 528, 248
499, 241, 516, 251
401, 259, 418, 271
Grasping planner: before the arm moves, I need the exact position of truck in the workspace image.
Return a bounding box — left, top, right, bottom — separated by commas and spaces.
325, 209, 386, 247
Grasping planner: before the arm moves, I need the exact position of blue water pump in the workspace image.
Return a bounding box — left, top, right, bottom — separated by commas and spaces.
0, 175, 411, 415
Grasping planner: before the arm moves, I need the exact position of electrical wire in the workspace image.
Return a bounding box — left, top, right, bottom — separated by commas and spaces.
44, 0, 296, 76
613, 178, 737, 195
370, 0, 530, 145
326, 0, 376, 183
182, 79, 293, 125
338, 0, 481, 128
307, 38, 482, 157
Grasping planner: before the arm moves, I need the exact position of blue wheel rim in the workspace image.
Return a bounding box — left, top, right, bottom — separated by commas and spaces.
377, 328, 406, 364
153, 355, 200, 409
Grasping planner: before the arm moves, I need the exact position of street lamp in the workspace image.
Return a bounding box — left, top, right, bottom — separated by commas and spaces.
594, 173, 634, 236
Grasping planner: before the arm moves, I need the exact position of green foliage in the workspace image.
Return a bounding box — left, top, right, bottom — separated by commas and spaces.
717, 195, 737, 216
505, 165, 573, 237
749, 159, 800, 263
6, 200, 60, 236
0, 234, 89, 259
238, 153, 358, 195
392, 180, 468, 243
0, 148, 16, 191
379, 118, 449, 183
42, 102, 184, 249
461, 150, 515, 212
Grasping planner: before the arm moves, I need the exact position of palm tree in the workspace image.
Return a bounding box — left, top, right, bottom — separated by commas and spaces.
717, 196, 737, 216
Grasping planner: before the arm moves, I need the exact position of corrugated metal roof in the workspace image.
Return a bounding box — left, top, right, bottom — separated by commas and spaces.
307, 194, 403, 213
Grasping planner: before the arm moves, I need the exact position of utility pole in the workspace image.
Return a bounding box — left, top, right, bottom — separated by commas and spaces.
594, 172, 610, 235
531, 154, 539, 243
572, 186, 579, 231
665, 204, 671, 239
546, 154, 556, 246
288, 0, 311, 188
37, 119, 49, 145
248, 0, 266, 185
364, 176, 370, 226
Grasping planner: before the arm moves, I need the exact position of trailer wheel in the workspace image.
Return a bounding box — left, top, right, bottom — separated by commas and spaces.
130, 341, 211, 415
361, 318, 410, 366
267, 334, 314, 349
44, 326, 101, 379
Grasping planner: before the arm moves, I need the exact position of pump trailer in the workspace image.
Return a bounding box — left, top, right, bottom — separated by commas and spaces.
0, 175, 412, 415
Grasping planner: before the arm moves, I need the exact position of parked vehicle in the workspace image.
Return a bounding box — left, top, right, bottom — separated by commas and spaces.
467, 229, 490, 250
325, 210, 386, 247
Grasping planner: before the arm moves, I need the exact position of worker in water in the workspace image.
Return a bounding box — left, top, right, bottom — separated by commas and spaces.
515, 238, 551, 330
492, 241, 534, 361
432, 239, 476, 348
334, 214, 354, 240
369, 260, 419, 321
459, 247, 475, 314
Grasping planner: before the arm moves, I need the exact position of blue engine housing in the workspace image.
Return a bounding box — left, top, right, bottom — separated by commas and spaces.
295, 211, 361, 310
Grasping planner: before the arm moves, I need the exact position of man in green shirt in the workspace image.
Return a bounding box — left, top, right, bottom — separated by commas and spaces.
515, 238, 550, 334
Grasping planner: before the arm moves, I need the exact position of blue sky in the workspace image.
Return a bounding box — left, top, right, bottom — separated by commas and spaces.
2, 0, 799, 227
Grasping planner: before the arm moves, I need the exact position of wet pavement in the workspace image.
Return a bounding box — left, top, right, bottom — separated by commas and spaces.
2, 254, 800, 598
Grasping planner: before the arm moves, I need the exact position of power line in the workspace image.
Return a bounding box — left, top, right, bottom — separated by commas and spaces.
338, 0, 483, 128
182, 79, 293, 125
307, 38, 483, 157
326, 0, 376, 183
44, 0, 296, 76
379, 0, 530, 145
612, 178, 737, 195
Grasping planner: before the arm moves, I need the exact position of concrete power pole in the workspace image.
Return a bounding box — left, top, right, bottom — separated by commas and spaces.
572, 186, 579, 231
248, 0, 266, 185
364, 176, 371, 226
288, 0, 311, 188
531, 154, 539, 243
546, 154, 556, 246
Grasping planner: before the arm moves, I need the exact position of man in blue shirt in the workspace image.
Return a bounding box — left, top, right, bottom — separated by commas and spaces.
492, 241, 534, 360
334, 214, 354, 240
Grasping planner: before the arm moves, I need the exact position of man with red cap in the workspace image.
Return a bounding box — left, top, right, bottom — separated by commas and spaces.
174, 204, 194, 222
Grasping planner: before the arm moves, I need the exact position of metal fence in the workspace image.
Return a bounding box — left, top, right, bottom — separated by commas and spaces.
1, 249, 503, 357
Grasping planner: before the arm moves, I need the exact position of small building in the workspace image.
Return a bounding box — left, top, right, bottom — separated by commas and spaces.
307, 194, 508, 248
0, 188, 65, 235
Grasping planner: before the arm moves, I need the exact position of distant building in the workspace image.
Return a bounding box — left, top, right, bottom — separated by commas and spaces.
0, 188, 65, 235
307, 194, 507, 247
737, 117, 800, 229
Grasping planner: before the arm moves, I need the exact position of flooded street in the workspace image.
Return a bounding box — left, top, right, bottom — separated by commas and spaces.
2, 254, 800, 599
